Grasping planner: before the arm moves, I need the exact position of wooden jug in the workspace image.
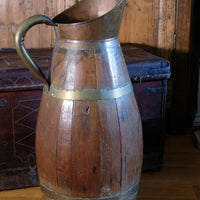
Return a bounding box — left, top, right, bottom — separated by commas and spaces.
14, 0, 143, 199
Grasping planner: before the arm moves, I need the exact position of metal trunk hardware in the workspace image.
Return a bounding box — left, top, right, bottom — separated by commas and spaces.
14, 0, 143, 199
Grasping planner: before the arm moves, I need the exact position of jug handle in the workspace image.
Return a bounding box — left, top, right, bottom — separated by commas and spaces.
14, 15, 56, 87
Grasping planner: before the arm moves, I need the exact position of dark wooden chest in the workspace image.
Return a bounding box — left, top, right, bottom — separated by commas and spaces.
123, 44, 170, 171
0, 46, 170, 190
0, 49, 50, 190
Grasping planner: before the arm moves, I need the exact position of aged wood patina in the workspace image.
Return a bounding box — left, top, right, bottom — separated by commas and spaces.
14, 0, 143, 199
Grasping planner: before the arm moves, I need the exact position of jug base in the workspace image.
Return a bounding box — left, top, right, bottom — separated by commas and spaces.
40, 183, 139, 200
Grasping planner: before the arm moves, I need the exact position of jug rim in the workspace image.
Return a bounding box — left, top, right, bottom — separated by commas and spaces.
53, 0, 126, 26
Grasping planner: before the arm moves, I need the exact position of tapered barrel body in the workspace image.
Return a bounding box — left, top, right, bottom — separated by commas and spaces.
36, 38, 143, 200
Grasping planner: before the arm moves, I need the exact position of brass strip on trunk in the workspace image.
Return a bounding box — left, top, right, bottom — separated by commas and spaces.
43, 82, 133, 100
40, 182, 139, 200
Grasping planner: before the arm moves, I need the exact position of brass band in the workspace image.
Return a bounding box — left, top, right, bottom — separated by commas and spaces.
43, 82, 133, 100
40, 182, 139, 200
57, 37, 120, 51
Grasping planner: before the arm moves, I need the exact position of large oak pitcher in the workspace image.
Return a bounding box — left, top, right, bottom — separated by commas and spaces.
14, 0, 143, 199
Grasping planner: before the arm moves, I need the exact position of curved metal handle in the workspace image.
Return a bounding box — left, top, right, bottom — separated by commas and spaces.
14, 15, 56, 87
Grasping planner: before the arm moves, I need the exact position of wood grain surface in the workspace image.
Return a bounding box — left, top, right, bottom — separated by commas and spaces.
0, 133, 199, 199
0, 0, 79, 48
0, 0, 189, 60
34, 37, 142, 199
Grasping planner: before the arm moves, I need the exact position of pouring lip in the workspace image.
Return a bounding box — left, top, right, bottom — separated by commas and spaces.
53, 0, 126, 26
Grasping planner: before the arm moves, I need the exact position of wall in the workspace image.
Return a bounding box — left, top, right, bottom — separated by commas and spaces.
0, 0, 79, 48
0, 0, 176, 59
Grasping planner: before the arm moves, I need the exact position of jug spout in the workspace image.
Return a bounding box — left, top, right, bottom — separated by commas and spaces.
53, 0, 127, 41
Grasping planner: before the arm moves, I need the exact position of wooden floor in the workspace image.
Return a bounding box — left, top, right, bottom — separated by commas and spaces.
0, 133, 200, 200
